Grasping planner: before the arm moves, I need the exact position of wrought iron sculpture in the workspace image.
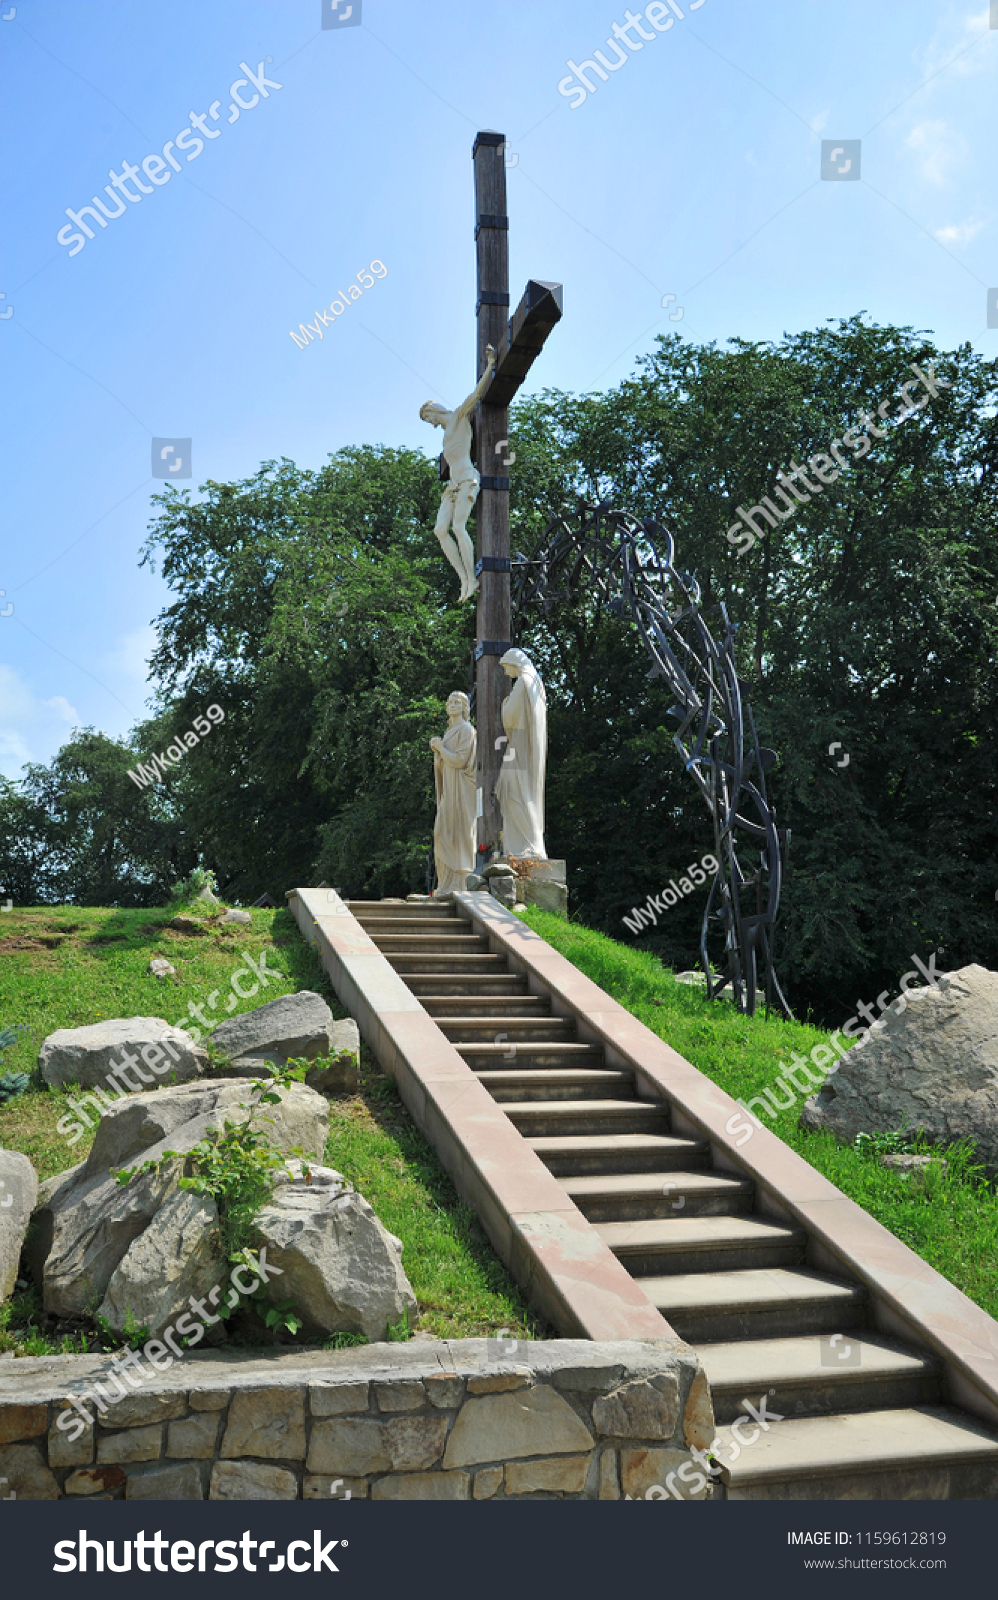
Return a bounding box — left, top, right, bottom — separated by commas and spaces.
510, 501, 792, 1018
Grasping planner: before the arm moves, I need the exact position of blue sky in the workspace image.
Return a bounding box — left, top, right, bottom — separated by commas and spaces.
2, 0, 996, 776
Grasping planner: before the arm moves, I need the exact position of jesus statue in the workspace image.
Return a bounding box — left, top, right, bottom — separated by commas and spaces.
419, 344, 497, 603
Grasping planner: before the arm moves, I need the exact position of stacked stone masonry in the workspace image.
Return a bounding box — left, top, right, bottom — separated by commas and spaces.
0, 1338, 712, 1501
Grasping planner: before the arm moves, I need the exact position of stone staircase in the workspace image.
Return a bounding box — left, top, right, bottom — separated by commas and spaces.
349, 897, 998, 1501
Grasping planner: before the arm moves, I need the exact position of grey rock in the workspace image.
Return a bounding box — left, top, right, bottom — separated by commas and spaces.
33, 1081, 329, 1319
882, 1152, 940, 1177
98, 1188, 224, 1338
522, 876, 568, 918
210, 990, 335, 1065
465, 874, 484, 891
0, 1149, 37, 1302
148, 958, 177, 978
676, 971, 766, 1007
256, 1162, 417, 1340
0, 1442, 59, 1499
800, 965, 998, 1170
879, 1153, 945, 1172
38, 1017, 206, 1091
304, 1017, 360, 1095
127, 1462, 203, 1499
220, 909, 252, 926
220, 1386, 307, 1461
482, 862, 516, 880
210, 1461, 298, 1499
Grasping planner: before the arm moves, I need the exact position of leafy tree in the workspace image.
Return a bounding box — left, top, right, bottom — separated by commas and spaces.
0, 730, 192, 906
509, 317, 998, 1021
141, 446, 474, 901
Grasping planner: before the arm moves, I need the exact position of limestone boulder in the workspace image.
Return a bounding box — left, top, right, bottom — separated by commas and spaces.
38, 1018, 206, 1091
256, 1161, 417, 1340
0, 1149, 38, 1301
98, 1189, 225, 1337
800, 964, 998, 1170
33, 1081, 329, 1320
209, 990, 336, 1066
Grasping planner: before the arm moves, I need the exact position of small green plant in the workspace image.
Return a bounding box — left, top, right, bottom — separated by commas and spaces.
94, 1308, 151, 1350
0, 1071, 30, 1104
323, 1331, 369, 1351
256, 1297, 304, 1337
170, 865, 220, 908
854, 1126, 919, 1157
385, 1312, 412, 1343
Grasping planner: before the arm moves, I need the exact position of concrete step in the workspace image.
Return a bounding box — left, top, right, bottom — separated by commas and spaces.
475, 1068, 634, 1103
436, 1016, 573, 1043
404, 975, 529, 997
700, 1334, 943, 1424
373, 935, 492, 955
387, 953, 508, 973
527, 1132, 709, 1177
645, 1266, 869, 1344
502, 1099, 672, 1139
596, 1214, 806, 1276
456, 1041, 606, 1070
352, 917, 470, 935
423, 995, 551, 1018
348, 902, 457, 920
562, 1169, 755, 1222
713, 1405, 998, 1500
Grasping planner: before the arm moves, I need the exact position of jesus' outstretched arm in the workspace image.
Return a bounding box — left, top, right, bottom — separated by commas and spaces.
455, 344, 497, 420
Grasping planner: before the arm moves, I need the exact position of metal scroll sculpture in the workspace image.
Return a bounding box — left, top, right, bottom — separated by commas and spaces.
510, 501, 792, 1019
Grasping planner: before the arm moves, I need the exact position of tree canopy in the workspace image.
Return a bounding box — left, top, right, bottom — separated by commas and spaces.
5, 316, 996, 1022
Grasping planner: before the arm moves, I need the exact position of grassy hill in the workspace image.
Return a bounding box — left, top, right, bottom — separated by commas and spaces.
0, 903, 544, 1354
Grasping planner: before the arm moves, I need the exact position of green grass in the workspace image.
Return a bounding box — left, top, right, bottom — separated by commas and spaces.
0, 903, 545, 1355
518, 907, 998, 1324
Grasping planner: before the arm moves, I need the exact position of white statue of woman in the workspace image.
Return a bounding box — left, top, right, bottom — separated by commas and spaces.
495, 648, 547, 860
429, 691, 478, 894
419, 345, 497, 604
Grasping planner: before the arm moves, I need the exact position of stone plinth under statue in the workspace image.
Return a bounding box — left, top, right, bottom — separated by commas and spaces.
468, 856, 568, 919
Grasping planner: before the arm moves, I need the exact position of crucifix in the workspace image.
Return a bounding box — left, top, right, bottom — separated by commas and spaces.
470, 129, 562, 861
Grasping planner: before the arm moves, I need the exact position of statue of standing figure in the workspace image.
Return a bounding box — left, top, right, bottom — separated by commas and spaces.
419, 345, 497, 604
430, 691, 478, 895
495, 648, 547, 860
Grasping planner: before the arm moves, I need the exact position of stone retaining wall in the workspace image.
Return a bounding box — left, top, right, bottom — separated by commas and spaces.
0, 1339, 714, 1501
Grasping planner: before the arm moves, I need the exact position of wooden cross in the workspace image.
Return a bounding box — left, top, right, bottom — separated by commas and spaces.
471, 129, 562, 861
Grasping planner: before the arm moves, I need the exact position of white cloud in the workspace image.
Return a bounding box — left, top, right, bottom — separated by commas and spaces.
0, 663, 80, 779
934, 214, 988, 246
905, 119, 968, 185
0, 625, 156, 780
44, 694, 80, 724
916, 6, 996, 81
